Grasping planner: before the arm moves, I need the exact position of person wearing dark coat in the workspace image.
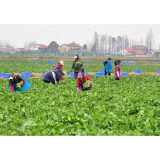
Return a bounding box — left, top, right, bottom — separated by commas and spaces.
103, 59, 109, 75
43, 70, 60, 85
71, 54, 84, 79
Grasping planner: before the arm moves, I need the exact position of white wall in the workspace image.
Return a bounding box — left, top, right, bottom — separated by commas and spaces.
118, 49, 130, 55
30, 46, 38, 51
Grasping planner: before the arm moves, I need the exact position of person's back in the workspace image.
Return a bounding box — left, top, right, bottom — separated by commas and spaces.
44, 70, 60, 84
103, 60, 108, 67
105, 61, 112, 70
105, 58, 112, 76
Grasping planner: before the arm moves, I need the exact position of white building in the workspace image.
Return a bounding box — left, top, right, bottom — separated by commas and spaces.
118, 48, 139, 55
30, 44, 48, 52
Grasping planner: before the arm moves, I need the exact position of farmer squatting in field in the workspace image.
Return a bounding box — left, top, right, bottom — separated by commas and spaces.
43, 70, 61, 85
77, 72, 92, 91
8, 73, 31, 92
71, 54, 84, 79
54, 60, 64, 81
114, 60, 121, 80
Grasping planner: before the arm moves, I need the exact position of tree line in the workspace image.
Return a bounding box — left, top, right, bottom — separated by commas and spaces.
86, 28, 156, 54
0, 28, 157, 54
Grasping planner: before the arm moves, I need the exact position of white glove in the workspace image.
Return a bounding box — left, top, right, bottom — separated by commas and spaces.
117, 71, 119, 77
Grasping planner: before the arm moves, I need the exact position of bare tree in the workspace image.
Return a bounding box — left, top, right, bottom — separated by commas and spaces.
98, 34, 102, 54
92, 32, 99, 54
140, 38, 143, 45
104, 32, 108, 54
108, 36, 112, 54
86, 41, 90, 50
117, 36, 122, 53
124, 35, 129, 48
24, 41, 36, 49
145, 28, 155, 51
89, 41, 92, 52
121, 36, 125, 50
131, 39, 136, 47
112, 37, 116, 54
99, 34, 105, 54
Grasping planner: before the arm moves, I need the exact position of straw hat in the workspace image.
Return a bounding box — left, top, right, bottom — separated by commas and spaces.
59, 61, 64, 66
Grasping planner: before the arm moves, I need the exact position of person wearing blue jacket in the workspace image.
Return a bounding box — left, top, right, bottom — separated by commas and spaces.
105, 58, 112, 76
43, 70, 60, 85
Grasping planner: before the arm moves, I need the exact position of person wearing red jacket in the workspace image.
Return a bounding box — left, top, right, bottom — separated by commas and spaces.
77, 72, 92, 91
8, 73, 31, 92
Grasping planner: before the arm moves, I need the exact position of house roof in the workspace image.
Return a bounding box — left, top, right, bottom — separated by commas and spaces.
36, 44, 48, 48
125, 48, 139, 53
61, 44, 81, 47
38, 46, 48, 49
31, 44, 48, 49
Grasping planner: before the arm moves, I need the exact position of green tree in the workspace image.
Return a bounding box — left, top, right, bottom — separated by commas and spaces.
48, 41, 59, 53
83, 44, 87, 49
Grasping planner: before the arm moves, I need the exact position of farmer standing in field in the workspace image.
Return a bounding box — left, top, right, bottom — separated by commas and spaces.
103, 59, 109, 75
77, 72, 92, 91
114, 60, 121, 80
54, 61, 65, 81
43, 70, 60, 85
71, 54, 84, 79
105, 58, 112, 76
8, 73, 31, 92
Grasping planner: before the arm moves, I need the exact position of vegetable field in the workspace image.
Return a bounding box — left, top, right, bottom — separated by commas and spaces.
1, 59, 160, 73
1, 58, 160, 135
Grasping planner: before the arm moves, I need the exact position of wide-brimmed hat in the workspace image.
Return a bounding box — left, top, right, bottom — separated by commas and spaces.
78, 72, 83, 78
59, 61, 64, 66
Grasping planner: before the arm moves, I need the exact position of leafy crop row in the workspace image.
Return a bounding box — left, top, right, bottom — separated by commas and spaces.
1, 76, 160, 135
1, 59, 160, 73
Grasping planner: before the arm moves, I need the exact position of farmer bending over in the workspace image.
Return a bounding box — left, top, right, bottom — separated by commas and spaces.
8, 73, 31, 92
54, 61, 65, 81
77, 72, 92, 91
43, 70, 60, 85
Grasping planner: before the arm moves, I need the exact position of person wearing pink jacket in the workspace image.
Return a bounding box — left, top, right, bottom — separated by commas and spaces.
114, 60, 121, 80
54, 61, 64, 81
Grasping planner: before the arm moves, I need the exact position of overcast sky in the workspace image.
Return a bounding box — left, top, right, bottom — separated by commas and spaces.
0, 24, 160, 48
